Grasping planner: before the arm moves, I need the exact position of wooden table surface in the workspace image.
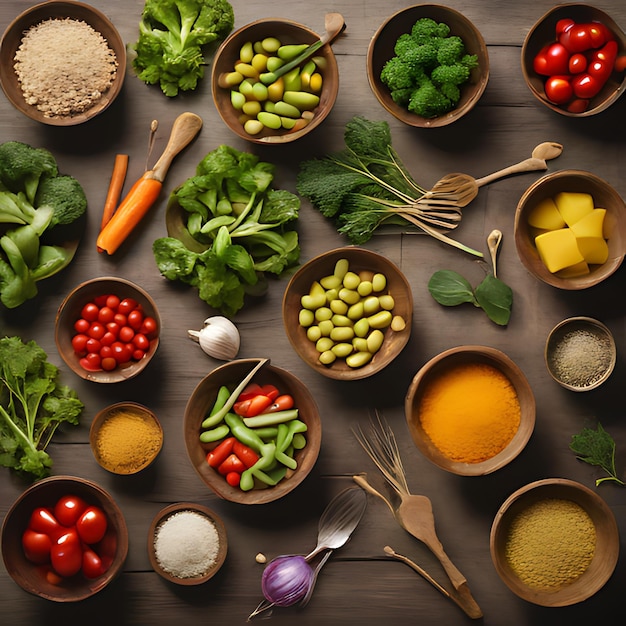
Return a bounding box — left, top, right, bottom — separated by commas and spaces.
2, 1, 626, 624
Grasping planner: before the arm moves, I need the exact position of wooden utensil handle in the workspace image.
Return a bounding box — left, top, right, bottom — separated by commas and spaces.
475, 157, 547, 187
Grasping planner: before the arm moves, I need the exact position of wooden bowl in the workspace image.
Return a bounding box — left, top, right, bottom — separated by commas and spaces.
367, 4, 489, 128
490, 478, 619, 606
55, 277, 161, 383
405, 345, 535, 476
0, 1, 125, 126
282, 247, 413, 380
545, 316, 616, 391
1, 475, 128, 602
90, 402, 164, 474
521, 4, 626, 117
514, 169, 626, 290
184, 359, 321, 505
211, 18, 339, 144
147, 503, 227, 585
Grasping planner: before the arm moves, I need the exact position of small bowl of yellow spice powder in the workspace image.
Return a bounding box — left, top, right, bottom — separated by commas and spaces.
404, 345, 536, 476
490, 478, 619, 606
90, 402, 163, 475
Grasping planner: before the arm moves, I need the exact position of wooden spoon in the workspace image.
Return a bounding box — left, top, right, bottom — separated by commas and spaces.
414, 142, 564, 230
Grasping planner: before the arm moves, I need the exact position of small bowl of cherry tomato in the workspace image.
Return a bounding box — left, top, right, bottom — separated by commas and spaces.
55, 277, 160, 383
1, 475, 128, 602
522, 4, 626, 116
184, 358, 322, 505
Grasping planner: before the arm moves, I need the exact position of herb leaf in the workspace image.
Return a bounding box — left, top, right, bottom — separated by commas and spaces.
428, 270, 477, 306
474, 274, 513, 326
570, 423, 625, 487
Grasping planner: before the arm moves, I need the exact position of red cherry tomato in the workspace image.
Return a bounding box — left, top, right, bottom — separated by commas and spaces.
71, 334, 89, 354
97, 306, 115, 324
80, 303, 99, 322
132, 349, 146, 361
29, 507, 62, 539
533, 42, 570, 76
544, 75, 573, 104
132, 333, 150, 351
51, 530, 82, 577
22, 529, 52, 564
225, 471, 241, 487
140, 316, 158, 337
106, 322, 120, 337
100, 331, 117, 347
568, 53, 587, 74
263, 394, 295, 413
232, 440, 260, 469
54, 495, 87, 527
101, 356, 117, 371
105, 294, 121, 310
111, 342, 132, 364
82, 547, 105, 579
87, 322, 106, 340
555, 18, 575, 36
236, 383, 264, 402
93, 294, 108, 307
127, 309, 144, 330
76, 506, 108, 544
85, 337, 102, 354
74, 318, 90, 334
80, 353, 102, 371
118, 326, 135, 343
218, 453, 246, 475
260, 384, 280, 401
118, 298, 138, 315
571, 73, 601, 99
113, 313, 127, 326
566, 98, 590, 113
234, 394, 273, 417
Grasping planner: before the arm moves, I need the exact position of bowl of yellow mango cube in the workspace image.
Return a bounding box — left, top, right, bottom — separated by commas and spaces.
514, 170, 626, 289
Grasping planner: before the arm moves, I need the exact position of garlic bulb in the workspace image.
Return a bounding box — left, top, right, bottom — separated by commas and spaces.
188, 316, 240, 360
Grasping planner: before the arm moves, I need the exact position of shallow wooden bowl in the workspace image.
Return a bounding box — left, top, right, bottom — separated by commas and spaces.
282, 247, 413, 380
90, 402, 164, 474
490, 478, 619, 606
404, 345, 535, 476
367, 4, 489, 128
147, 503, 228, 585
0, 1, 125, 126
1, 475, 128, 602
522, 4, 626, 117
545, 316, 616, 391
211, 18, 339, 144
184, 359, 321, 505
514, 170, 626, 290
55, 277, 161, 383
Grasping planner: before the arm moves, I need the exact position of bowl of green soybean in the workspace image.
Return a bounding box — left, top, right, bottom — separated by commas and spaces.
211, 17, 339, 144
282, 247, 413, 380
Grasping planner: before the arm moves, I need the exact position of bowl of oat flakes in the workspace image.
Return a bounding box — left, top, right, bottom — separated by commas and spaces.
0, 1, 125, 126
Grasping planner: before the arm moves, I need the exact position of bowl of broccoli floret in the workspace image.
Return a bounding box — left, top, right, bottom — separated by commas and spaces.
367, 5, 489, 128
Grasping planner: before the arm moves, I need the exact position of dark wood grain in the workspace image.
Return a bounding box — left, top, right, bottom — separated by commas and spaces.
2, 1, 626, 625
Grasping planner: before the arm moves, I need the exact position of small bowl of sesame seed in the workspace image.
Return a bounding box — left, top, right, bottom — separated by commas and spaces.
147, 503, 228, 586
545, 316, 616, 392
0, 1, 126, 126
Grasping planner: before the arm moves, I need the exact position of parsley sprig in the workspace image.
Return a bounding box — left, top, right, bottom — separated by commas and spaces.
570, 423, 625, 487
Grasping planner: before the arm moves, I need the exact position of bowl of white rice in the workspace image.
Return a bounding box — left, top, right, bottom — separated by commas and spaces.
0, 1, 126, 126
147, 503, 228, 586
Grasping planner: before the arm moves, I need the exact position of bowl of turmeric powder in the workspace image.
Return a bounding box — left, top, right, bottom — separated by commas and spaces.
0, 1, 126, 126
90, 402, 163, 475
404, 345, 536, 476
490, 478, 619, 606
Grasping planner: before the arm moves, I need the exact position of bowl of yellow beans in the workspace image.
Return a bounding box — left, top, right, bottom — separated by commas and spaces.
211, 18, 340, 144
514, 169, 626, 289
282, 247, 413, 380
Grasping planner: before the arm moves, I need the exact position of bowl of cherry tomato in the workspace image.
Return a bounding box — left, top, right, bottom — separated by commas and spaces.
55, 276, 160, 383
184, 358, 322, 505
522, 4, 626, 116
1, 475, 128, 602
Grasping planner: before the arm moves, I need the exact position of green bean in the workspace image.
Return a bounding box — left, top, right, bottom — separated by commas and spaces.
242, 408, 299, 429
199, 423, 230, 443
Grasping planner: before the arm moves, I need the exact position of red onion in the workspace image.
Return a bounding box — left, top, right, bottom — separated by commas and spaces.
261, 555, 314, 606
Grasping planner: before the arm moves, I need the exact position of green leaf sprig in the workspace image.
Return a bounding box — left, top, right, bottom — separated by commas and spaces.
570, 422, 625, 487
427, 269, 513, 326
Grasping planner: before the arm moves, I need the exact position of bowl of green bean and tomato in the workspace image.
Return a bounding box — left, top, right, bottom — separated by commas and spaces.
183, 358, 321, 505
211, 17, 339, 144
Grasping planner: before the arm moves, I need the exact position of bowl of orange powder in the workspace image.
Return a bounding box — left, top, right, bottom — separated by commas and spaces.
90, 402, 163, 475
404, 345, 536, 476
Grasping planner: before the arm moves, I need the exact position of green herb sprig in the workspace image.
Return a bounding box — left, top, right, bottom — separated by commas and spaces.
427, 269, 512, 326
570, 422, 625, 487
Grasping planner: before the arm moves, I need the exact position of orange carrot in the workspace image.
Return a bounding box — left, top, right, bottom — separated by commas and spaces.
100, 154, 129, 232
96, 173, 162, 255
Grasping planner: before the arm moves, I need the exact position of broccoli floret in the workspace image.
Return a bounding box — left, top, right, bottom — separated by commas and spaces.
410, 17, 450, 43
35, 175, 87, 228
431, 62, 471, 86
408, 79, 452, 118
439, 82, 461, 104
381, 57, 416, 91
436, 35, 466, 66
460, 53, 479, 70
0, 141, 58, 204
132, 0, 235, 96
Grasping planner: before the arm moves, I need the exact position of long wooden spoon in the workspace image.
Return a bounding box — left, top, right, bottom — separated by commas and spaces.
413, 141, 564, 230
